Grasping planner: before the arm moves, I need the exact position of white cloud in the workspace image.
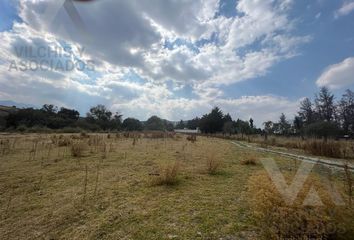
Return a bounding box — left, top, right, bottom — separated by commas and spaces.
0, 0, 309, 122
15, 0, 308, 87
335, 1, 354, 18
215, 96, 300, 127
316, 57, 354, 89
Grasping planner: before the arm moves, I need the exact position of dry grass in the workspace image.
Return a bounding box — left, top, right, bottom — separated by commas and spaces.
206, 151, 222, 174
70, 140, 85, 157
0, 133, 352, 239
187, 134, 197, 143
152, 162, 180, 186
222, 134, 354, 159
247, 171, 353, 239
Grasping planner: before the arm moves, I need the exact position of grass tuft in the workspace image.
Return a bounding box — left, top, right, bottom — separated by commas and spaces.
71, 141, 85, 158
153, 162, 180, 186
241, 156, 258, 165
206, 153, 222, 175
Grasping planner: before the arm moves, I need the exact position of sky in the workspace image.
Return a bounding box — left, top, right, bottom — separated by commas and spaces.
0, 0, 354, 127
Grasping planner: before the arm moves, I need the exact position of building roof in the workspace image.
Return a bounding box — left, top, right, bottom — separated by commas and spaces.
174, 129, 200, 134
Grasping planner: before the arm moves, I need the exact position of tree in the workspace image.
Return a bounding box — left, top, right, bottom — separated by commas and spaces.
145, 116, 165, 131
86, 105, 121, 130
187, 117, 200, 130
263, 121, 274, 135
315, 87, 336, 122
112, 112, 123, 130
293, 116, 304, 136
87, 105, 112, 122
278, 113, 291, 135
58, 107, 80, 120
176, 120, 186, 129
249, 118, 254, 129
122, 118, 143, 131
338, 89, 354, 135
199, 107, 224, 133
223, 113, 232, 123
235, 119, 250, 138
164, 120, 174, 131
223, 121, 234, 136
304, 121, 341, 141
298, 98, 315, 125
41, 104, 58, 115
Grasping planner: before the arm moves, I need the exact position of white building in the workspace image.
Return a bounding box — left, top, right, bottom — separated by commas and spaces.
174, 128, 200, 134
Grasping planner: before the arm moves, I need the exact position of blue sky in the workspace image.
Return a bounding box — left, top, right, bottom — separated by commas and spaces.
0, 0, 354, 126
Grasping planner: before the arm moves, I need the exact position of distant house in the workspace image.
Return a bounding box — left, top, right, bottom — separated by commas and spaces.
174, 128, 201, 134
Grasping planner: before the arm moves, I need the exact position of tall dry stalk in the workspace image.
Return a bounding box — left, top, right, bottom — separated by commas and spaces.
83, 165, 88, 202
94, 164, 100, 196
344, 163, 353, 206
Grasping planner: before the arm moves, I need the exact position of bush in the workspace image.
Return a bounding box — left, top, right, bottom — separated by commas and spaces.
153, 162, 180, 186
206, 153, 221, 174
16, 124, 28, 133
28, 125, 53, 133
187, 134, 197, 143
241, 156, 257, 165
70, 141, 85, 157
56, 127, 83, 133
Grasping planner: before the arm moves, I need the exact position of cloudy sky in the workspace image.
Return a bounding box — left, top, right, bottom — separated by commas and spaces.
0, 0, 354, 126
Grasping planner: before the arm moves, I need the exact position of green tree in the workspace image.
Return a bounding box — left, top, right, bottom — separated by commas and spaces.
122, 118, 143, 131
235, 119, 250, 138
338, 89, 354, 135
298, 98, 315, 125
87, 105, 112, 122
41, 104, 58, 115
145, 116, 165, 131
278, 113, 291, 135
223, 121, 234, 135
176, 120, 186, 129
58, 107, 80, 120
315, 87, 336, 122
249, 118, 254, 129
293, 116, 304, 136
199, 107, 224, 133
187, 117, 200, 130
304, 121, 341, 141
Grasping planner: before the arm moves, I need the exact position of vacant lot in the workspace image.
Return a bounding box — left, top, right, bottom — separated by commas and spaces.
0, 133, 353, 239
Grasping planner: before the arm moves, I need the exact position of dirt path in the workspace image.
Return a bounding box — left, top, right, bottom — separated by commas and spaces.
231, 141, 354, 172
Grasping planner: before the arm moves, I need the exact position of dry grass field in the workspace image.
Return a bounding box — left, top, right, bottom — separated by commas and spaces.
0, 133, 353, 239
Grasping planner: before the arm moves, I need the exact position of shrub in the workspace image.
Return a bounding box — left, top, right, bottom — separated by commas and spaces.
247, 172, 340, 239
71, 141, 85, 157
187, 134, 197, 143
16, 125, 28, 133
206, 154, 221, 174
153, 162, 180, 186
57, 137, 72, 147
241, 156, 257, 165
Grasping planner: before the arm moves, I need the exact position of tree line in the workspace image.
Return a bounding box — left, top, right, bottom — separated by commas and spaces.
1, 87, 353, 138
263, 87, 354, 139
2, 104, 174, 132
